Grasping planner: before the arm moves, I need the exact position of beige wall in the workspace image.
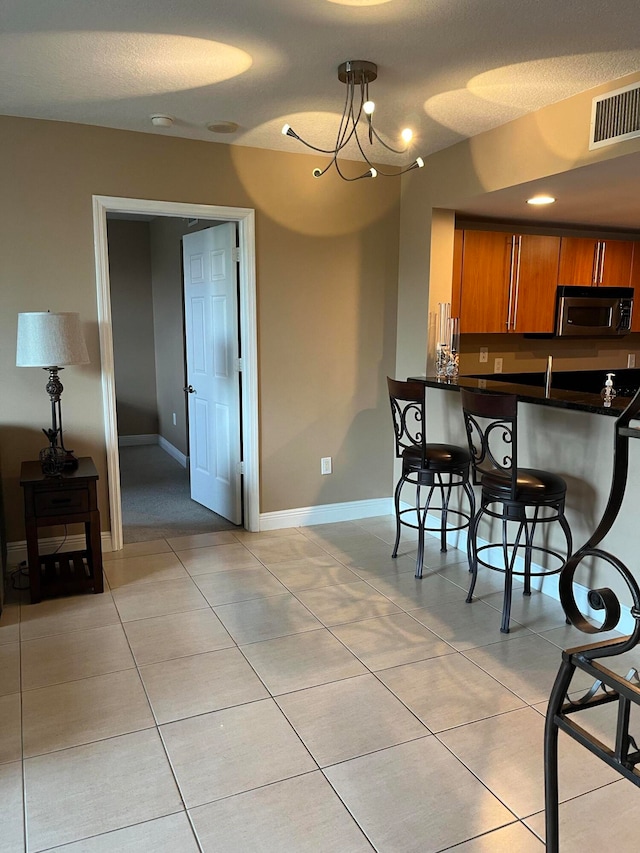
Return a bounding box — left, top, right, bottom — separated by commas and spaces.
107, 220, 159, 437
148, 217, 195, 457
1, 116, 400, 541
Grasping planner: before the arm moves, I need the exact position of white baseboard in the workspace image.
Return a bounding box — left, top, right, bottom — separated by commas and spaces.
259, 497, 394, 531
117, 433, 187, 468
118, 434, 158, 447
158, 436, 187, 468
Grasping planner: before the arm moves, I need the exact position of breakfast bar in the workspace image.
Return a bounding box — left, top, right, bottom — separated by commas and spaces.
411, 370, 640, 602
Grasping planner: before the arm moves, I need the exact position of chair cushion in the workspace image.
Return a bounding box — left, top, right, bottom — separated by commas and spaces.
402, 443, 471, 472
481, 467, 567, 502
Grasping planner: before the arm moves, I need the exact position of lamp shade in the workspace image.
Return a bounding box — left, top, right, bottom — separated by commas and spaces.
16, 312, 89, 367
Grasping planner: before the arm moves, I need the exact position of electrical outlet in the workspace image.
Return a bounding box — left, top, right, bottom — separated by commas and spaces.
172, 412, 177, 426
494, 357, 503, 373
479, 347, 488, 363
321, 457, 332, 475
628, 353, 636, 368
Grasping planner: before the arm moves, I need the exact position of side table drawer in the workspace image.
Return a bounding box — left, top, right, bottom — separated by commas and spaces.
34, 489, 89, 516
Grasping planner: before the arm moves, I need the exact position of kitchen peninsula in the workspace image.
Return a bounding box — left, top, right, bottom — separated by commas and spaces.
413, 370, 640, 616
417, 368, 640, 417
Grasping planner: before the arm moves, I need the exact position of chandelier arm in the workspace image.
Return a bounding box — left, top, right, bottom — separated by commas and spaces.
352, 124, 376, 169
334, 159, 375, 181
334, 78, 356, 152
333, 76, 364, 153
368, 125, 409, 155
365, 160, 423, 177
286, 133, 342, 155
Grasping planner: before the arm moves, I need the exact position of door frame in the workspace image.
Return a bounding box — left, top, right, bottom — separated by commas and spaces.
92, 195, 259, 550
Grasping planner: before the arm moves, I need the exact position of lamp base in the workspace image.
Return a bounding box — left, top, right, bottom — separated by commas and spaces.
39, 445, 66, 477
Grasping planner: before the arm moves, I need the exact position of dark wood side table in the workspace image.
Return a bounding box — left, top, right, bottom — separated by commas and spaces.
20, 457, 104, 603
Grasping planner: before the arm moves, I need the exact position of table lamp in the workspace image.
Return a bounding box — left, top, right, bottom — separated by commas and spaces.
16, 311, 89, 473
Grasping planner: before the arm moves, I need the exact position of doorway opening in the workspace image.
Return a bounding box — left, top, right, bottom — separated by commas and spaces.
93, 196, 259, 551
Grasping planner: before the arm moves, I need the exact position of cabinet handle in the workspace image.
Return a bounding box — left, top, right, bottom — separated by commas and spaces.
599, 241, 606, 284
512, 235, 522, 332
506, 235, 517, 329
592, 242, 600, 285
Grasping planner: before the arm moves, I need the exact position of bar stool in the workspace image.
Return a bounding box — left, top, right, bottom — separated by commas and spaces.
460, 388, 572, 633
387, 378, 475, 578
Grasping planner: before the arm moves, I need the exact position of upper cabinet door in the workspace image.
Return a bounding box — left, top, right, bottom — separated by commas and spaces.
599, 239, 634, 286
459, 231, 511, 333
558, 236, 634, 286
558, 237, 598, 285
513, 235, 561, 333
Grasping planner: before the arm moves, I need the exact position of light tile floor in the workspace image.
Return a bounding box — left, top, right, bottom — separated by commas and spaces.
2, 517, 639, 851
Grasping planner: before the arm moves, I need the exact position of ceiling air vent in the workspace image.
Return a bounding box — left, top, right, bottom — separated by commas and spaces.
590, 81, 640, 149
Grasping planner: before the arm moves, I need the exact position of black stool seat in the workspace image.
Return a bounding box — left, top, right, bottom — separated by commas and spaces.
481, 468, 567, 502
388, 378, 475, 578
403, 443, 471, 472
461, 388, 572, 633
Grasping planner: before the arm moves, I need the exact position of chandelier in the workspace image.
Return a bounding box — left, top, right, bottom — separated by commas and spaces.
281, 60, 424, 181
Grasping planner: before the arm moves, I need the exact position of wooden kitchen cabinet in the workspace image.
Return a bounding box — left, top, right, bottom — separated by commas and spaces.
457, 230, 560, 334
630, 243, 640, 332
558, 237, 634, 287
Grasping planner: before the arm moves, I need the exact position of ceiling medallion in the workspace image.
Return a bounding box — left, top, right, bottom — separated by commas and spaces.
282, 60, 424, 181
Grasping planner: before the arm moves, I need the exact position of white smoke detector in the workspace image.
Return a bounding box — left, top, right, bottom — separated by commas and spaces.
150, 114, 174, 128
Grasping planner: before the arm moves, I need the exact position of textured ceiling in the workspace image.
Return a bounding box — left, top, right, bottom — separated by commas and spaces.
2, 0, 640, 223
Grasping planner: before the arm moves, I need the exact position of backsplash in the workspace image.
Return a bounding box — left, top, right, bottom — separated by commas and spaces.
460, 332, 640, 376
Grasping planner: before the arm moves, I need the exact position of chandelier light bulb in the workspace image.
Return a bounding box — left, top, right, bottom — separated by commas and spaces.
401, 128, 413, 144
368, 167, 377, 178
363, 100, 375, 115
282, 123, 291, 135
416, 157, 424, 168
312, 168, 322, 178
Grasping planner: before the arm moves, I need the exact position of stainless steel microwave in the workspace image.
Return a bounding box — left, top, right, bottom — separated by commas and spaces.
555, 286, 634, 337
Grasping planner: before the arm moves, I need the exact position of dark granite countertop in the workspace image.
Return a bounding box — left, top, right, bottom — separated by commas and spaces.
410, 374, 634, 417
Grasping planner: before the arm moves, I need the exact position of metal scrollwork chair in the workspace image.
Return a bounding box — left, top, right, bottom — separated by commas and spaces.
460, 389, 573, 634
544, 388, 640, 853
387, 378, 475, 579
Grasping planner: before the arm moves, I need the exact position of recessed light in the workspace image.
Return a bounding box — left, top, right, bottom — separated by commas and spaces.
150, 114, 174, 128
207, 121, 239, 134
527, 195, 556, 205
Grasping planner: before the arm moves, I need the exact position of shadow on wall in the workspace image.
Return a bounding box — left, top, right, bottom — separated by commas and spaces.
116, 400, 159, 437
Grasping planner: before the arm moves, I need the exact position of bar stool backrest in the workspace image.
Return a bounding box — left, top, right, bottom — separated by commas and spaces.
387, 378, 426, 464
460, 389, 519, 499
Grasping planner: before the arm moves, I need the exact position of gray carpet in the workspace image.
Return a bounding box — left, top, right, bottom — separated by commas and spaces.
119, 444, 238, 543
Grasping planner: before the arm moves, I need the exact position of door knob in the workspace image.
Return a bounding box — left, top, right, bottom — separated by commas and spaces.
183, 385, 197, 394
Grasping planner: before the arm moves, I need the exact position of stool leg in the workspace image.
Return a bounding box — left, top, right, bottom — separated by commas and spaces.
439, 474, 452, 553
415, 481, 426, 579
391, 475, 404, 558
466, 504, 483, 603
463, 479, 476, 573
523, 508, 539, 597
500, 515, 514, 633
558, 506, 573, 563
500, 516, 525, 633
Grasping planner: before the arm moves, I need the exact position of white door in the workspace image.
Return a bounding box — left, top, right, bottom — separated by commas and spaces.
183, 224, 242, 524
